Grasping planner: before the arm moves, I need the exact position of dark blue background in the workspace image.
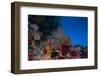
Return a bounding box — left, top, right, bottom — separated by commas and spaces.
61, 16, 88, 46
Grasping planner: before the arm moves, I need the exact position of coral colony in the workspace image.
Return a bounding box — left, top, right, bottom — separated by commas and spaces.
28, 15, 88, 61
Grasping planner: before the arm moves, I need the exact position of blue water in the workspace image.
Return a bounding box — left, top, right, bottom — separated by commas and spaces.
60, 16, 88, 46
